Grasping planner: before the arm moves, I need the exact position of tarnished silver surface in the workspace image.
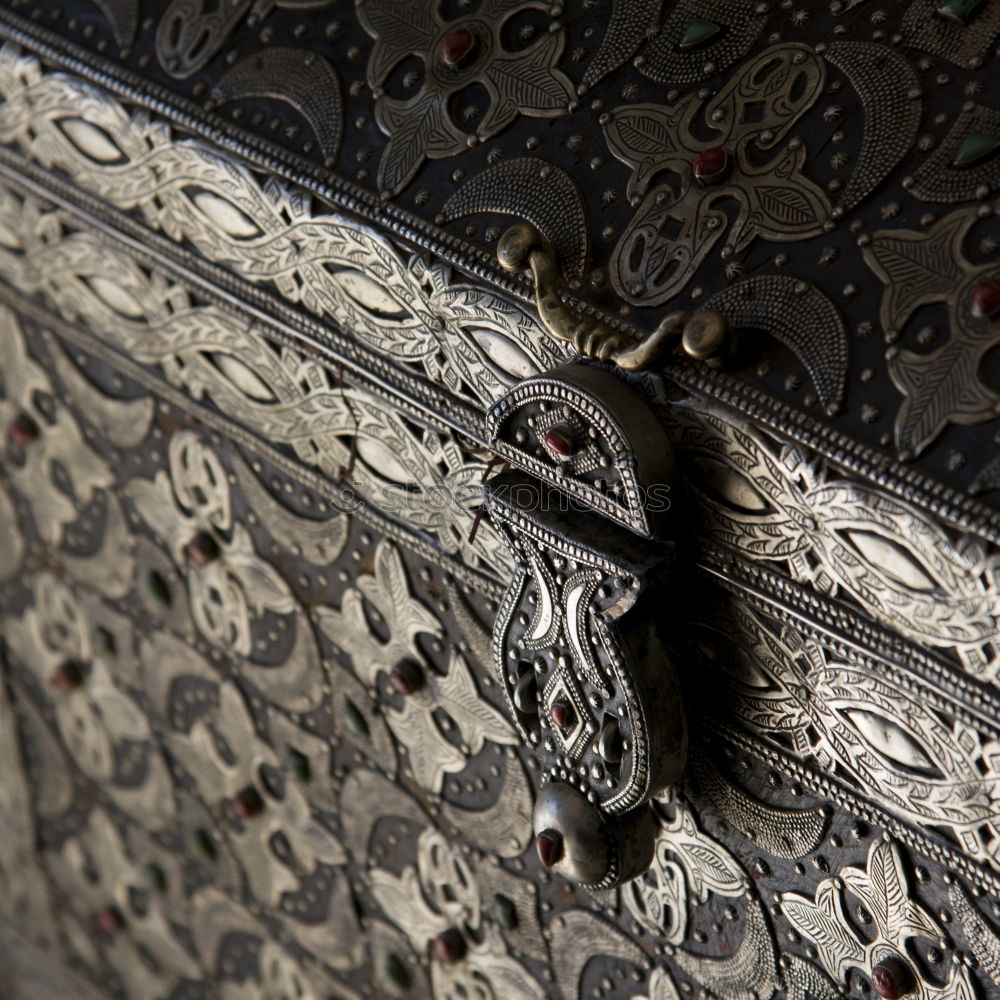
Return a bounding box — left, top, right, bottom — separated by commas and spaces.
1, 6, 1000, 1000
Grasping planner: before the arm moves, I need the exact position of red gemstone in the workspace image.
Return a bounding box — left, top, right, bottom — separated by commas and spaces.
432, 927, 467, 965
543, 429, 575, 457
96, 906, 124, 935
871, 966, 898, 1000
233, 785, 265, 820
185, 531, 220, 567
440, 27, 475, 66
7, 413, 39, 447
388, 660, 424, 697
51, 661, 83, 694
535, 829, 563, 868
870, 958, 912, 1000
693, 147, 729, 182
550, 701, 574, 731
971, 278, 1000, 318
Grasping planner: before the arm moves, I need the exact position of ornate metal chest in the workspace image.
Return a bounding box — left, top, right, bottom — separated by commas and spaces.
2, 2, 1000, 999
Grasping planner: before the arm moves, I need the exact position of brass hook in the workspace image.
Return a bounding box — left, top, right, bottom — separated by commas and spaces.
497, 223, 730, 371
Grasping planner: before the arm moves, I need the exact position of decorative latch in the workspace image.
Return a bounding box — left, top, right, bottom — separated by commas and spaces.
484, 361, 686, 889
497, 223, 732, 370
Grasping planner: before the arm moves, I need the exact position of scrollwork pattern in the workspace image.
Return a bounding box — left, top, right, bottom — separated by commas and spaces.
0, 46, 560, 412
316, 538, 519, 793
691, 598, 1000, 868
5, 573, 174, 826
0, 304, 112, 547
671, 400, 1000, 679
2, 11, 1000, 998
782, 840, 976, 1000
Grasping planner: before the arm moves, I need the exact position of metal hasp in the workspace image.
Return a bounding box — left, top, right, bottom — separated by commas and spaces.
483, 360, 685, 889
497, 222, 731, 370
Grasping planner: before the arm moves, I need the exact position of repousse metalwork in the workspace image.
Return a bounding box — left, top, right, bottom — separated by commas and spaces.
2, 2, 1000, 998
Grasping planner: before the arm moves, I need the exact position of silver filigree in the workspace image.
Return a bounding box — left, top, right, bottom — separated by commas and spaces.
316, 538, 517, 792
0, 50, 558, 411
357, 0, 575, 195
782, 840, 975, 999
672, 400, 1000, 678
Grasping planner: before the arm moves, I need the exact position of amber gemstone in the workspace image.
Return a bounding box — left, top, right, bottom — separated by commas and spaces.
233, 785, 265, 820
971, 279, 1000, 318
388, 660, 424, 696
432, 927, 467, 965
185, 531, 220, 566
693, 147, 729, 183
96, 906, 125, 935
51, 660, 84, 693
7, 413, 39, 447
550, 701, 574, 730
543, 429, 575, 456
440, 27, 475, 66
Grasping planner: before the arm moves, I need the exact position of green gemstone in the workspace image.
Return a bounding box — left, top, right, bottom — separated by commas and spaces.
936, 0, 984, 24
383, 954, 412, 990
286, 747, 311, 783
679, 19, 722, 50
143, 863, 167, 893
191, 829, 216, 860
343, 699, 370, 739
491, 893, 518, 930
953, 132, 1000, 167
94, 626, 116, 655
147, 570, 173, 607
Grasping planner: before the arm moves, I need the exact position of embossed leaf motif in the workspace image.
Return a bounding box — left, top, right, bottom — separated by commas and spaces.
46, 810, 198, 1000
169, 682, 346, 905
0, 307, 112, 546
623, 853, 687, 943
321, 540, 440, 686
317, 540, 515, 792
661, 802, 747, 903
432, 650, 518, 755
371, 828, 542, 1000
842, 841, 940, 948
358, 0, 573, 195
370, 865, 450, 949
5, 575, 172, 824
781, 882, 862, 982
388, 651, 518, 791
863, 208, 1000, 454
782, 841, 972, 998
604, 103, 684, 164
126, 431, 294, 656
377, 95, 465, 198
603, 45, 829, 305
